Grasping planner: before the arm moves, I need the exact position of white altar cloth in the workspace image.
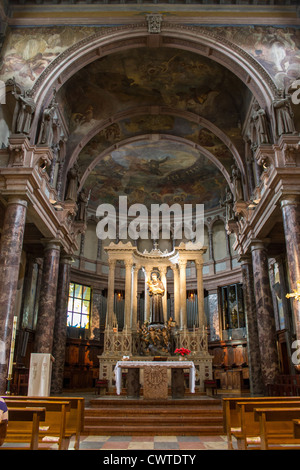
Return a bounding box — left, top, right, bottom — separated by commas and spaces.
114, 360, 196, 396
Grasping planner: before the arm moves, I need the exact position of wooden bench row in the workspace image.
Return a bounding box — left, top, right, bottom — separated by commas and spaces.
223, 396, 300, 450
0, 396, 84, 450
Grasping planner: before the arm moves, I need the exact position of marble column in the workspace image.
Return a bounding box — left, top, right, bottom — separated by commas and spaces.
251, 241, 279, 390
124, 260, 133, 329
178, 259, 187, 329
131, 265, 138, 330
50, 255, 72, 394
171, 265, 180, 326
106, 259, 116, 327
35, 241, 61, 354
195, 260, 205, 328
160, 266, 167, 322
281, 196, 300, 340
240, 255, 264, 395
0, 197, 27, 394
208, 229, 214, 261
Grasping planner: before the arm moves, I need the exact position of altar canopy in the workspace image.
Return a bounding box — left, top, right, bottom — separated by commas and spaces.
104, 241, 207, 330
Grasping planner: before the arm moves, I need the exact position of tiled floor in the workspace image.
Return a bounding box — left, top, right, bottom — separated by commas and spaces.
74, 434, 229, 450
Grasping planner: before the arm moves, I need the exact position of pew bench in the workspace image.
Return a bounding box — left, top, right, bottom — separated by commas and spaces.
254, 407, 300, 450
232, 400, 300, 450
222, 396, 300, 450
1, 407, 47, 450
2, 396, 84, 450
4, 400, 73, 450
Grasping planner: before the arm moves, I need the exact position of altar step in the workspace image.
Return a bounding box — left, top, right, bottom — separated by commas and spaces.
83, 397, 224, 436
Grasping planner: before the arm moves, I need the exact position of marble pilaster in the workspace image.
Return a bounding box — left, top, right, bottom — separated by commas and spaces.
281, 196, 300, 340
0, 197, 27, 394
50, 255, 72, 394
34, 241, 61, 354
251, 241, 279, 390
240, 255, 264, 395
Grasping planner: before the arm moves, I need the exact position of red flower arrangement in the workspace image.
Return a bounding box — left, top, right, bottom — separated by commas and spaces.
174, 348, 191, 357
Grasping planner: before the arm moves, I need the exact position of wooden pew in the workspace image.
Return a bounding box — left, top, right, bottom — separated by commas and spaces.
2, 396, 84, 450
254, 407, 300, 450
222, 396, 300, 449
233, 400, 300, 449
4, 400, 72, 450
293, 419, 300, 438
1, 407, 46, 450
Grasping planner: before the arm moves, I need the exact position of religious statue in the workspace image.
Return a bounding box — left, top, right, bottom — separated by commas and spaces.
76, 188, 90, 222
37, 89, 59, 146
65, 163, 80, 201
12, 86, 36, 135
220, 186, 234, 223
147, 270, 165, 324
250, 101, 270, 147
230, 164, 243, 202
272, 90, 296, 136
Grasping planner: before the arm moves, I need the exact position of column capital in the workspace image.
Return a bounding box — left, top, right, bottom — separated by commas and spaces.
238, 253, 252, 265
6, 196, 28, 208
250, 239, 268, 252
280, 195, 300, 208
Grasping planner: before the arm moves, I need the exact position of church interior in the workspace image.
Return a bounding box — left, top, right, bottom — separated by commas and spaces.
1, 0, 300, 451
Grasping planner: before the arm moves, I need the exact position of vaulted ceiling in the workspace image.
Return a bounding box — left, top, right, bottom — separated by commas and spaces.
57, 47, 251, 211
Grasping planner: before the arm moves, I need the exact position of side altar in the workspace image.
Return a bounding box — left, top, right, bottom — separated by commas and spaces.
97, 241, 213, 393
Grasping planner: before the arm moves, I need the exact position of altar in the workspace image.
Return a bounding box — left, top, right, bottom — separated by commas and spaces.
98, 241, 213, 393
114, 360, 196, 399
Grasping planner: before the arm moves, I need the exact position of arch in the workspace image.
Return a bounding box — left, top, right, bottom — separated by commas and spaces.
67, 106, 244, 176
29, 23, 277, 140
79, 133, 233, 192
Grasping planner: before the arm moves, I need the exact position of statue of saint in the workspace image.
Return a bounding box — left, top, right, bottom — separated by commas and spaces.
65, 163, 79, 201
272, 90, 296, 136
147, 270, 165, 324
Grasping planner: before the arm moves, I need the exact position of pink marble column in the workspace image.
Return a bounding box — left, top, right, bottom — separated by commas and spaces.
51, 255, 72, 394
0, 197, 27, 394
281, 196, 300, 340
251, 241, 279, 390
240, 255, 264, 395
34, 241, 61, 354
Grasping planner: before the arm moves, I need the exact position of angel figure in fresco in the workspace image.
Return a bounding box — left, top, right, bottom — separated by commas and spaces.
147, 270, 165, 324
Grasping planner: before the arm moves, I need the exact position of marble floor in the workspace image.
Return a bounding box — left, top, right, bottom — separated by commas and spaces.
73, 434, 229, 450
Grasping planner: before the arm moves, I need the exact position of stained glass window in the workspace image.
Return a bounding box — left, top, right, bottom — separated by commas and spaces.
67, 282, 91, 329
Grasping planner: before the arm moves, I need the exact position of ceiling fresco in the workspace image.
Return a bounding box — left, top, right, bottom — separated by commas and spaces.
56, 47, 249, 211
83, 140, 227, 212
58, 47, 249, 155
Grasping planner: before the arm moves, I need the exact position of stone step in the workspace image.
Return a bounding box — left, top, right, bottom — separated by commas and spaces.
85, 407, 223, 417
85, 415, 223, 426
83, 424, 224, 436
83, 396, 224, 436
89, 398, 222, 408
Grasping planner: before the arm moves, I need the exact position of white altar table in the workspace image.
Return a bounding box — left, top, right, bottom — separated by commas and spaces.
114, 360, 195, 399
